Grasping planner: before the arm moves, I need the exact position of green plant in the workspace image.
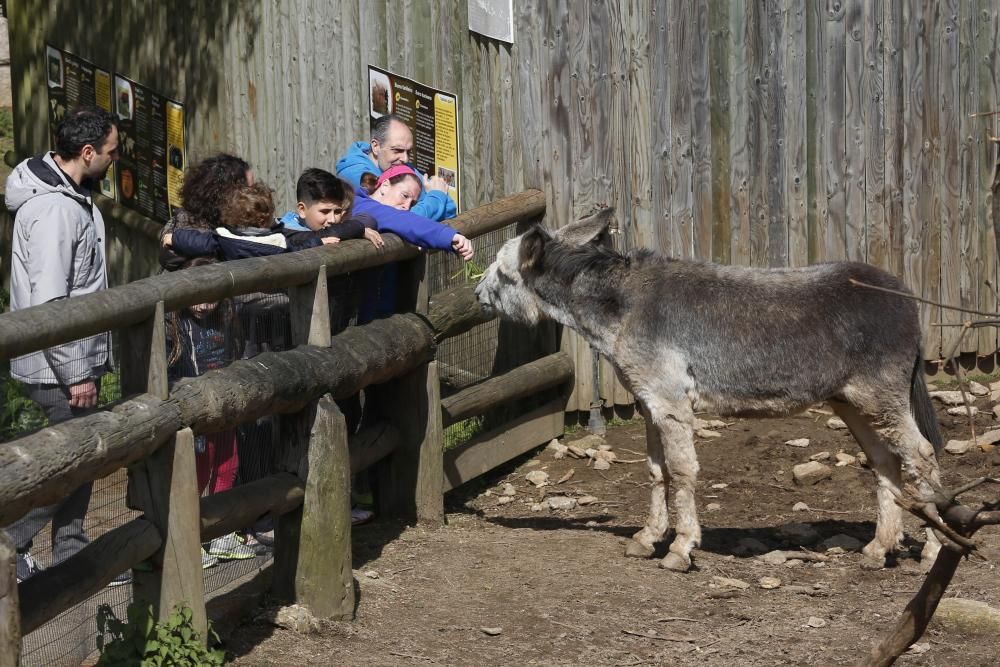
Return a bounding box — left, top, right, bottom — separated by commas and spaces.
96, 602, 224, 666
0, 107, 12, 139
1, 375, 47, 439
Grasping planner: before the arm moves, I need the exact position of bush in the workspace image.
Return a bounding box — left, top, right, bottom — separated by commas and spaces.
96, 603, 225, 667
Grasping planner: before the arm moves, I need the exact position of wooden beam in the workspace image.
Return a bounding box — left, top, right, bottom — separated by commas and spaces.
349, 423, 400, 475
443, 398, 565, 492
131, 428, 207, 640
199, 473, 304, 543
0, 190, 542, 361
375, 361, 445, 525
440, 351, 574, 426
0, 532, 19, 667
19, 518, 162, 635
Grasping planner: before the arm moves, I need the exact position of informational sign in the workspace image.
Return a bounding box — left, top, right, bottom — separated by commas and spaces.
44, 44, 186, 223
368, 65, 461, 211
113, 74, 186, 223
468, 0, 514, 43
45, 45, 116, 198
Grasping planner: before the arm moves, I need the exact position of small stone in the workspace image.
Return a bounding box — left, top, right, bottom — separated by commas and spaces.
761, 550, 788, 566
577, 495, 598, 506
993, 404, 1000, 420
592, 458, 611, 470
524, 459, 541, 467
945, 439, 975, 455
548, 440, 569, 459
697, 429, 722, 439
947, 405, 979, 417
905, 643, 931, 656
566, 445, 587, 459
585, 448, 598, 459
989, 380, 1000, 393
531, 504, 543, 512
547, 496, 577, 511
792, 501, 810, 512
710, 483, 728, 489
785, 438, 810, 448
992, 388, 1000, 403
480, 627, 503, 636
826, 417, 847, 430
805, 616, 827, 628
598, 443, 613, 451
364, 570, 379, 579
525, 470, 550, 487
758, 576, 782, 590
269, 605, 321, 634
573, 434, 606, 450
929, 390, 969, 406
857, 452, 868, 466
834, 452, 857, 466
585, 520, 599, 527
497, 496, 514, 505
706, 503, 721, 512
593, 449, 618, 462
968, 381, 989, 396
809, 451, 831, 462
792, 461, 832, 486
826, 546, 846, 555
500, 483, 516, 496
711, 576, 750, 590
734, 537, 770, 556
930, 598, 1000, 634
818, 533, 863, 552
777, 522, 821, 546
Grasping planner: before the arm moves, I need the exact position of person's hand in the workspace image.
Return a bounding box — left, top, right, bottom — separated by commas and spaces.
321, 236, 341, 245
364, 227, 385, 249
423, 174, 450, 193
161, 232, 173, 247
451, 234, 474, 261
69, 379, 98, 409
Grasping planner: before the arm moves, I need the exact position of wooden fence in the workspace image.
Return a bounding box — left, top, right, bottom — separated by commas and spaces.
0, 190, 573, 663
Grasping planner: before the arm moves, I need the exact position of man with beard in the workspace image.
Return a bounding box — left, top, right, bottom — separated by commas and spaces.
4, 105, 122, 584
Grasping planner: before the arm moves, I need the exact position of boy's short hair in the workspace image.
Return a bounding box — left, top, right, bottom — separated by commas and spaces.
297, 167, 354, 210
220, 183, 275, 229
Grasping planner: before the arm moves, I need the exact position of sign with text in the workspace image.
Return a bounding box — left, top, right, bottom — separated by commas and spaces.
45, 45, 187, 223
368, 65, 461, 211
45, 45, 116, 198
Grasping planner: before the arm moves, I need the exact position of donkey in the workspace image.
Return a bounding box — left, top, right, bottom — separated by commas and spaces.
475, 209, 943, 572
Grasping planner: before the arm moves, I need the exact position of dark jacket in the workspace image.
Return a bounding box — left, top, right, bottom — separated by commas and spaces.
169, 219, 367, 262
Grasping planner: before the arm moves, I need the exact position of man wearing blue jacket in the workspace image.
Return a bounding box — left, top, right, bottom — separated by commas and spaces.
335, 114, 457, 222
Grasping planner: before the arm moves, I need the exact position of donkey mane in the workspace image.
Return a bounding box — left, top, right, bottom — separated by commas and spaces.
536, 234, 638, 284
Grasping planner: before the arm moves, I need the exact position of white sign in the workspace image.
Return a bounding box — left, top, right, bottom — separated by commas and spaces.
468, 0, 514, 43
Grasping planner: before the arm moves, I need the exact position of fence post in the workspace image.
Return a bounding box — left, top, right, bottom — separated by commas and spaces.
273, 266, 355, 617
1, 532, 20, 667
123, 301, 207, 640
375, 360, 445, 525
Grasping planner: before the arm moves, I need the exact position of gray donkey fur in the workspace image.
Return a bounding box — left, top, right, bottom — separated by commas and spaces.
476, 209, 943, 572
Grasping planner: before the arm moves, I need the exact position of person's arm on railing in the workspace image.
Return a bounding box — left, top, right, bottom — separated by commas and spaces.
162, 229, 221, 259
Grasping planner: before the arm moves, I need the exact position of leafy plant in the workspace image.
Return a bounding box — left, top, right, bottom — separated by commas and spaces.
1, 376, 47, 439
96, 602, 224, 666
451, 259, 486, 283
0, 107, 12, 139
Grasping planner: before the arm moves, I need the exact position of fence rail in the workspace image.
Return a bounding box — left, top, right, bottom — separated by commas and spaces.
0, 189, 571, 664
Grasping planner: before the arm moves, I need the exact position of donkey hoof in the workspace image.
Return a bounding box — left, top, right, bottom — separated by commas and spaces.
658, 552, 691, 572
624, 539, 655, 559
859, 554, 886, 571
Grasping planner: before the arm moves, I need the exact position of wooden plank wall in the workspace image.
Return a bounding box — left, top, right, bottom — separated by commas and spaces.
8, 1, 1000, 411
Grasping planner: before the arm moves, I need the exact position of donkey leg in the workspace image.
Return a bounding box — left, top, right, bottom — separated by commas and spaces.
645, 402, 699, 572
831, 403, 904, 569
625, 411, 669, 559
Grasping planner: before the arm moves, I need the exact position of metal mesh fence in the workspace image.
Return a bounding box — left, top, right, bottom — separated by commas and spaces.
4, 228, 518, 664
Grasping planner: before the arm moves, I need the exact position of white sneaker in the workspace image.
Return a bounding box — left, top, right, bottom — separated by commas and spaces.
201, 548, 219, 569
351, 508, 374, 526
207, 533, 255, 560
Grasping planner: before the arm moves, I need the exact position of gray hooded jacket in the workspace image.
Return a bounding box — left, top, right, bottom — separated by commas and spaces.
6, 152, 111, 385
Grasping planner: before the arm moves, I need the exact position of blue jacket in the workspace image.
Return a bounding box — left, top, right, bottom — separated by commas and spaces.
351, 188, 459, 252
335, 141, 457, 222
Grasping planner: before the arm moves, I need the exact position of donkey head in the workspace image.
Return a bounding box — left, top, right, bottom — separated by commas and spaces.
475, 208, 615, 325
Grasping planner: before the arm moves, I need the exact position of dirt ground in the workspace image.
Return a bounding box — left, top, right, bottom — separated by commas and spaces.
227, 395, 1000, 666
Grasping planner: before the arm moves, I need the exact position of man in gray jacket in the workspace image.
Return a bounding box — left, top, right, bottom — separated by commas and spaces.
5, 105, 120, 582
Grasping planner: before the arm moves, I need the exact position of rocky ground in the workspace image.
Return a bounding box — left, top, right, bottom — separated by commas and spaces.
227, 380, 1000, 666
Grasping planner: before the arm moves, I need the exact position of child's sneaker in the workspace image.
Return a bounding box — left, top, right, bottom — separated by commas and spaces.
15, 551, 42, 583
201, 548, 219, 569
351, 507, 374, 526
207, 532, 256, 560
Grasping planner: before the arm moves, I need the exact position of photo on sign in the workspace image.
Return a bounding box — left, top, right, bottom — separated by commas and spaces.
46, 46, 64, 89
119, 168, 135, 200
369, 69, 392, 117
115, 76, 133, 121
437, 166, 456, 187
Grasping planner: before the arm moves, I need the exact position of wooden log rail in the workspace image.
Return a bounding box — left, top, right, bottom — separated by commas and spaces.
0, 189, 543, 361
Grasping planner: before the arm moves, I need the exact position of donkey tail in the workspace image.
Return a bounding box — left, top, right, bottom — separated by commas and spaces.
910, 354, 943, 455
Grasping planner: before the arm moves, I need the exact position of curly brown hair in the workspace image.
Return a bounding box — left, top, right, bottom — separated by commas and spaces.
179, 153, 252, 228
220, 182, 275, 229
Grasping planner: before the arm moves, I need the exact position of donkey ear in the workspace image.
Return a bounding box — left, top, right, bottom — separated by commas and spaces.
519, 225, 550, 276
553, 207, 616, 247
